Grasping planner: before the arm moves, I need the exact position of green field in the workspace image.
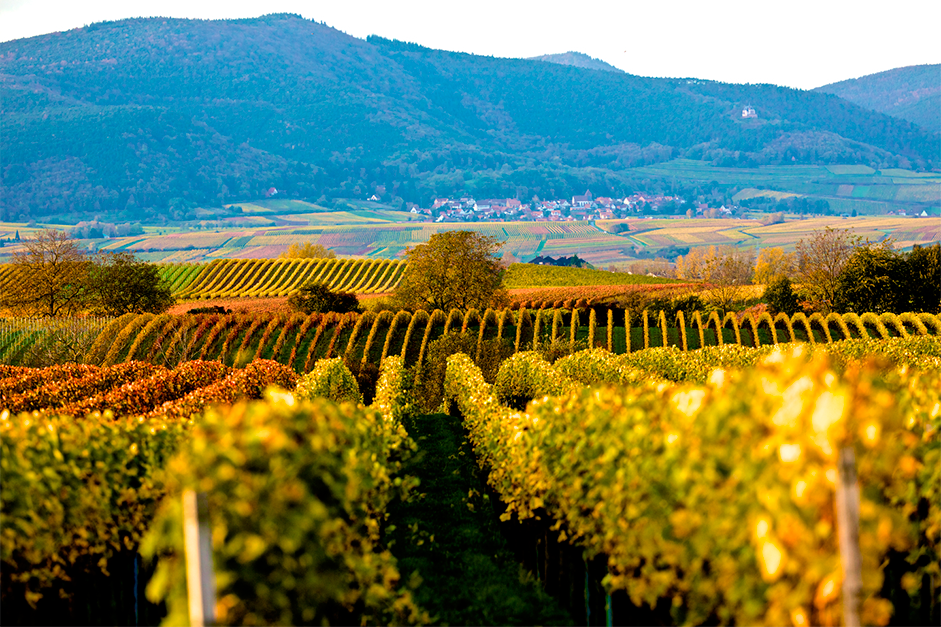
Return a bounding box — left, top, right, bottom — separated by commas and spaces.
635, 159, 941, 216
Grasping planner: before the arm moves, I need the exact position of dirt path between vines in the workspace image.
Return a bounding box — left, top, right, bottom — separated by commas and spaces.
386, 412, 571, 626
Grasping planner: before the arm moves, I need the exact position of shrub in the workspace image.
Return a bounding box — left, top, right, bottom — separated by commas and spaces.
288, 282, 361, 315
493, 352, 573, 409
763, 276, 800, 316
187, 305, 230, 315
344, 358, 380, 405
6, 361, 165, 414
537, 337, 587, 363
61, 360, 230, 418
371, 355, 415, 425
2, 411, 186, 607
152, 359, 297, 420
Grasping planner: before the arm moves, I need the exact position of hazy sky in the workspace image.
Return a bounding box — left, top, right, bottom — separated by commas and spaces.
1, 0, 938, 90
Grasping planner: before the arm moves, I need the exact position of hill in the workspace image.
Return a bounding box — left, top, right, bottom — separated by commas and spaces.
527, 51, 624, 73
2, 13, 938, 225
814, 64, 940, 133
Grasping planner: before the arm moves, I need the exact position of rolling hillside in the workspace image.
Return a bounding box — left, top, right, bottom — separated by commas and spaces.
2, 13, 937, 226
814, 64, 940, 134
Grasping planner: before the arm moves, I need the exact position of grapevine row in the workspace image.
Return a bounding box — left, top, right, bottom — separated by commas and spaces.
13, 308, 934, 371
166, 258, 406, 300
442, 347, 940, 626
2, 355, 423, 626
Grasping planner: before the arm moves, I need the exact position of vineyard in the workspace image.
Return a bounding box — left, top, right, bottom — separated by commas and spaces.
2, 308, 941, 372
2, 303, 940, 625
443, 343, 941, 625
158, 257, 407, 299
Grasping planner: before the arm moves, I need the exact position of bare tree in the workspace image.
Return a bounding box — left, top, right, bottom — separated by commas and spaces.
1, 230, 91, 317
675, 245, 755, 312
795, 228, 860, 313
701, 246, 756, 312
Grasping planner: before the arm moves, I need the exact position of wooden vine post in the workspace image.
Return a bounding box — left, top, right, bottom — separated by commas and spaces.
183, 490, 217, 627
835, 448, 862, 627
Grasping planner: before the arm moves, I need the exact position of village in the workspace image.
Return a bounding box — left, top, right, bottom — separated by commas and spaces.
394, 190, 721, 222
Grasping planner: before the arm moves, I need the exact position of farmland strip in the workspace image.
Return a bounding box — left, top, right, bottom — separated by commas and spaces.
327, 259, 363, 292
289, 258, 329, 291
212, 259, 257, 298
227, 259, 270, 297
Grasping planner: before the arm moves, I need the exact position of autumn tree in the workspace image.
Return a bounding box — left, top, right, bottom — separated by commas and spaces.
701, 247, 756, 311
280, 241, 336, 259
675, 245, 755, 311
86, 251, 174, 316
1, 229, 91, 317
794, 228, 861, 312
753, 247, 795, 285
673, 246, 710, 280
394, 231, 508, 311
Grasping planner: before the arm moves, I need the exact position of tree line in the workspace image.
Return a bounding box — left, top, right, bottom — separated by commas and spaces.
673, 229, 941, 315
0, 230, 173, 317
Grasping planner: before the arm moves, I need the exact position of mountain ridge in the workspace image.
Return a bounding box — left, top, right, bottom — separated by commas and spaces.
814, 64, 940, 134
1, 13, 937, 224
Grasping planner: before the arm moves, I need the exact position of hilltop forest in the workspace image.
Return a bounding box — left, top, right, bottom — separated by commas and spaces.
2, 13, 938, 224
814, 64, 940, 135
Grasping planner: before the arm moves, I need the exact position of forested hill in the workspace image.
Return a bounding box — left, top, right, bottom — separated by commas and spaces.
527, 52, 624, 73
814, 64, 940, 134
2, 13, 937, 224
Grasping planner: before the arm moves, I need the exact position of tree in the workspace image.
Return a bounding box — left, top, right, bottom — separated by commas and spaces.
280, 241, 336, 259
907, 243, 941, 313
834, 244, 903, 313
1, 229, 91, 317
87, 251, 175, 316
753, 247, 795, 285
794, 227, 860, 313
675, 245, 755, 311
288, 282, 361, 314
763, 276, 800, 315
700, 246, 756, 312
394, 231, 508, 311
674, 246, 710, 280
